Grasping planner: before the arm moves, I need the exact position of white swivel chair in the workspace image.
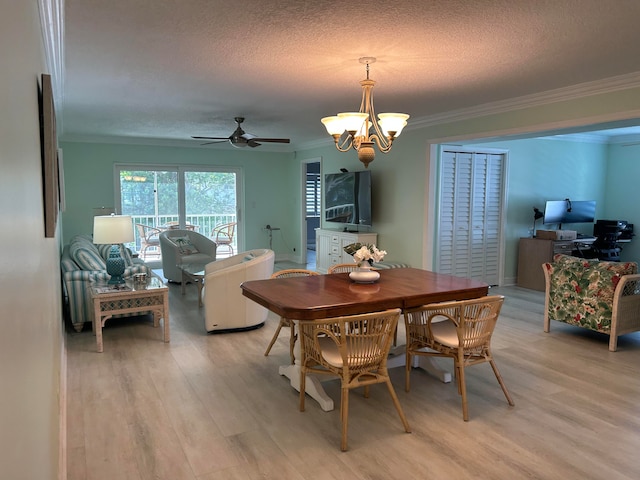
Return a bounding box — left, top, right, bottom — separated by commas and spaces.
159, 229, 217, 282
202, 249, 275, 333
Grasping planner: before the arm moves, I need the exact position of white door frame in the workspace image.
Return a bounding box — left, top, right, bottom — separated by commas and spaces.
299, 157, 322, 265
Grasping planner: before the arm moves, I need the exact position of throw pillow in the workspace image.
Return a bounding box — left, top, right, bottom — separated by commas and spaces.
242, 252, 256, 262
70, 242, 106, 271
172, 235, 199, 255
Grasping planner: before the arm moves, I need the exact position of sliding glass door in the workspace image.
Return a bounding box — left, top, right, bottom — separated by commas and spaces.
116, 165, 241, 259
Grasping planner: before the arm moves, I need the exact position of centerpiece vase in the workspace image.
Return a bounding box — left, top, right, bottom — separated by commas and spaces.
349, 264, 380, 284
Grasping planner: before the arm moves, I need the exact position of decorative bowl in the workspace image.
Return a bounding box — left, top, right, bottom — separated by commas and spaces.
349, 269, 380, 284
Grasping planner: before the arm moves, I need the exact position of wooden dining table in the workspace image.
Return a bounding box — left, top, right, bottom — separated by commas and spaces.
241, 267, 489, 411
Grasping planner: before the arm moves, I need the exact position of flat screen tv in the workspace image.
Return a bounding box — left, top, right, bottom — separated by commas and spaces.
543, 199, 596, 226
324, 170, 372, 227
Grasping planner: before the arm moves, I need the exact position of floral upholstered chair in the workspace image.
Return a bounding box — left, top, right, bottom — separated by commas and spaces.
542, 254, 640, 351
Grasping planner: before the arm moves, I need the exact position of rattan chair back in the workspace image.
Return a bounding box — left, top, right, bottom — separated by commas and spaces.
327, 263, 360, 273
299, 308, 411, 451
403, 295, 514, 421
263, 268, 320, 361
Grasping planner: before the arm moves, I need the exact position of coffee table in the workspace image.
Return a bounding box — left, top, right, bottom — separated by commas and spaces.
178, 263, 206, 307
90, 274, 169, 353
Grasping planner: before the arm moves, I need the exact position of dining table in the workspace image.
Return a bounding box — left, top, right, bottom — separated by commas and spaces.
241, 267, 489, 411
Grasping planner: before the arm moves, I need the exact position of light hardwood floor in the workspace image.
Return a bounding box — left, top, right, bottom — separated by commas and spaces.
66, 273, 640, 480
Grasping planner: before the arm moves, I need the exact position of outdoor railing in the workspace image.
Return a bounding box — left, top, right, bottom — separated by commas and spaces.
131, 214, 236, 255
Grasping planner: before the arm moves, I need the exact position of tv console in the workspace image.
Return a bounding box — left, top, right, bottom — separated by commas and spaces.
315, 228, 377, 273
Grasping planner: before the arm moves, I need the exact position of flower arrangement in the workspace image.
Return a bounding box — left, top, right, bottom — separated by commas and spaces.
343, 242, 386, 267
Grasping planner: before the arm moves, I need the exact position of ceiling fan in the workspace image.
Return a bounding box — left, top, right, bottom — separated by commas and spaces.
192, 117, 290, 148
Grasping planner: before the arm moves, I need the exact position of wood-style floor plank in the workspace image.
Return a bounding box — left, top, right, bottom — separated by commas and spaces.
66, 279, 640, 480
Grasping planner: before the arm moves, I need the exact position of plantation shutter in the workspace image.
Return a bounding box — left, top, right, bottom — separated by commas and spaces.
437, 149, 505, 285
306, 172, 321, 216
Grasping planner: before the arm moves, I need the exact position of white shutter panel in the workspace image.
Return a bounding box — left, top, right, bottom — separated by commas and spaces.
437, 149, 504, 285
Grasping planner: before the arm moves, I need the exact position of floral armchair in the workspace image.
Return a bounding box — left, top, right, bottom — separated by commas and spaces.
542, 254, 640, 351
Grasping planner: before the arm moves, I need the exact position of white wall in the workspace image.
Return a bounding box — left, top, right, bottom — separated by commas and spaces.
0, 2, 64, 478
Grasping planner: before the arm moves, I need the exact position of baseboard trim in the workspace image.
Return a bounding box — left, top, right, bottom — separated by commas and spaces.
58, 330, 67, 480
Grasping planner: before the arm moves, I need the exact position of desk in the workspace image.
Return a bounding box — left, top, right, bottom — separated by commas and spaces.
242, 268, 488, 410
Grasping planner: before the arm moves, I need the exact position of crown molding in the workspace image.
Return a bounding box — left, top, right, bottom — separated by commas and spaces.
38, 0, 64, 130
541, 132, 609, 144
407, 71, 640, 131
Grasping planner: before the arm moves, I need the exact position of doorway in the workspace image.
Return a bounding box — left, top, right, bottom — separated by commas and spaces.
302, 159, 321, 269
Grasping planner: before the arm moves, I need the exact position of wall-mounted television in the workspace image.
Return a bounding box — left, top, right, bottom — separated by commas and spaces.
324, 170, 372, 227
543, 199, 596, 226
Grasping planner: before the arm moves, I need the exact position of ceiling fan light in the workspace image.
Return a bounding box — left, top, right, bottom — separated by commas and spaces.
337, 112, 369, 133
378, 113, 410, 137
321, 116, 345, 136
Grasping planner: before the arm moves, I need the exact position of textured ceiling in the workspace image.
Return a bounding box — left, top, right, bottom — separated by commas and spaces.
61, 0, 640, 148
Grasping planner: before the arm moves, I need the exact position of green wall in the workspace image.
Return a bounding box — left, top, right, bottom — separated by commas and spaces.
464, 137, 609, 281
60, 142, 300, 255
298, 134, 426, 267
62, 84, 640, 283
604, 142, 640, 262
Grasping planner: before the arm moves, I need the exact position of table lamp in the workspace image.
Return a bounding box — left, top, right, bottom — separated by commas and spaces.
93, 214, 134, 284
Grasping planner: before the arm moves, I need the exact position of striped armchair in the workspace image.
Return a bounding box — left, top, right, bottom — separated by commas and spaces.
61, 235, 149, 332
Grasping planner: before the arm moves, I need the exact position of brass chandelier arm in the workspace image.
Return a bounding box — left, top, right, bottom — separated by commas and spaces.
368, 133, 395, 153
332, 133, 355, 152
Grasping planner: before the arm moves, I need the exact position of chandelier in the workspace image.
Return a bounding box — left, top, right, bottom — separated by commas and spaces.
321, 57, 409, 168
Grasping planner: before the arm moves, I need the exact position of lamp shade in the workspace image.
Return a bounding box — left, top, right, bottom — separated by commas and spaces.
337, 112, 369, 133
378, 113, 410, 137
93, 215, 134, 245
321, 116, 345, 136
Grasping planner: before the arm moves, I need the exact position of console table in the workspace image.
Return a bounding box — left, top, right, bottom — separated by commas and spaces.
315, 228, 377, 273
90, 275, 169, 352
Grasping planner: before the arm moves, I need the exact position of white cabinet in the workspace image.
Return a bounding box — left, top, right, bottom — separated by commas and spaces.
315, 229, 378, 273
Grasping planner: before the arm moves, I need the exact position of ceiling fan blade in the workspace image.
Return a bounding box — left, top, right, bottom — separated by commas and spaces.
193, 118, 289, 148
251, 138, 291, 143
199, 140, 227, 146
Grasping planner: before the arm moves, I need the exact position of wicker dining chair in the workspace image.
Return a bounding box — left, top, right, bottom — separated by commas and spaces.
211, 221, 236, 256
403, 295, 514, 421
327, 263, 360, 274
263, 268, 320, 363
299, 308, 411, 451
135, 223, 162, 259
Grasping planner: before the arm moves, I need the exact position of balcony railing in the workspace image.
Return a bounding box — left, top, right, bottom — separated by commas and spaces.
131, 214, 236, 257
